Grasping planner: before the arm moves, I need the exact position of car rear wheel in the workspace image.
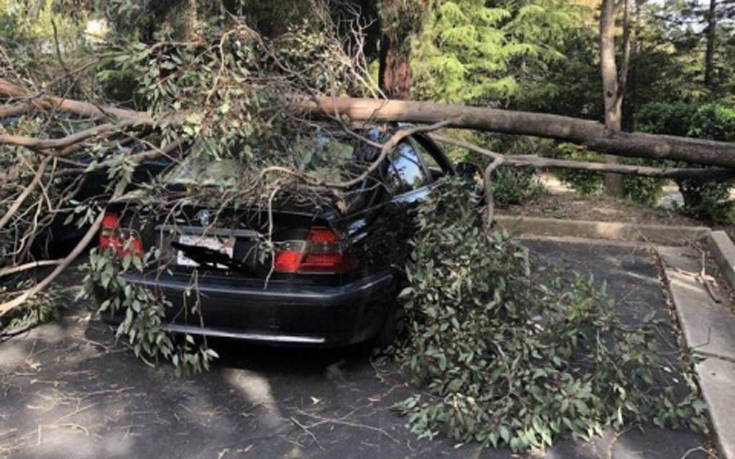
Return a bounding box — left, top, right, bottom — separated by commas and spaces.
374, 301, 404, 349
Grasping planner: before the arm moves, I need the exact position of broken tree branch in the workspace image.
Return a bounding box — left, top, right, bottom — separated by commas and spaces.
0, 156, 50, 232
0, 77, 153, 123
300, 97, 735, 169
0, 122, 133, 151
0, 209, 106, 316
0, 259, 62, 279
0, 103, 33, 118
432, 134, 735, 181
4, 77, 735, 169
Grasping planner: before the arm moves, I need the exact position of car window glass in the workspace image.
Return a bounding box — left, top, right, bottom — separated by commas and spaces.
385, 141, 429, 194
166, 131, 370, 187
411, 138, 440, 170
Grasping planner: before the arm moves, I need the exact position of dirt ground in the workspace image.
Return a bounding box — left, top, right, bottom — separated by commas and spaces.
498, 175, 704, 226
0, 240, 715, 459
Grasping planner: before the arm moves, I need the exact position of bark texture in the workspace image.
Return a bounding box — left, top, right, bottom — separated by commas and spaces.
600, 0, 626, 196
304, 97, 735, 168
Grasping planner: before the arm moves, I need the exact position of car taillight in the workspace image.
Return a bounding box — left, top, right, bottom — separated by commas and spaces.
273, 226, 357, 274
98, 211, 144, 259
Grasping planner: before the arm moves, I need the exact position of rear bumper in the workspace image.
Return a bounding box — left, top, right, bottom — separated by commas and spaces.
109, 271, 396, 346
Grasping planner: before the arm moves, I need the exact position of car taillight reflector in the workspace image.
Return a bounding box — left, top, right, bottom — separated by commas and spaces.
306, 226, 339, 243
98, 211, 144, 259
273, 226, 356, 274
273, 250, 302, 273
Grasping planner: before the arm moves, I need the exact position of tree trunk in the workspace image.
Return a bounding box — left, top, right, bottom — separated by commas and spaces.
600, 0, 625, 197
378, 0, 426, 99
704, 0, 717, 88
379, 34, 412, 99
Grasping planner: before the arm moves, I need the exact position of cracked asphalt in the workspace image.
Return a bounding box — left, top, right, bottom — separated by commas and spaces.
0, 239, 713, 458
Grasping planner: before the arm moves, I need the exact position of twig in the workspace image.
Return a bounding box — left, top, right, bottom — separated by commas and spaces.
289, 416, 324, 450
0, 156, 50, 231
295, 409, 400, 443
0, 259, 62, 278
0, 206, 108, 316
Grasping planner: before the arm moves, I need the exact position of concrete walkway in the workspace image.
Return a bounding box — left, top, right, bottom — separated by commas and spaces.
659, 246, 735, 459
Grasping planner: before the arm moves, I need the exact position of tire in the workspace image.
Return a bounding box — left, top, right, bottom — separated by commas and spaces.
374, 301, 403, 349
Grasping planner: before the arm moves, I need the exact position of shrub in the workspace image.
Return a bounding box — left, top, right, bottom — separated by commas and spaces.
636, 102, 735, 223
491, 167, 543, 206
394, 178, 707, 452
553, 143, 604, 195
476, 135, 546, 206
553, 144, 666, 204
622, 159, 666, 206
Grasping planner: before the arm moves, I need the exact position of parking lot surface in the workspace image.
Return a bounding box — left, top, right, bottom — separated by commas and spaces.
0, 240, 711, 458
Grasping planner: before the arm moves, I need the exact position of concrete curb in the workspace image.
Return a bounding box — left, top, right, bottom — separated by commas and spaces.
658, 246, 735, 459
496, 215, 710, 246
707, 231, 735, 292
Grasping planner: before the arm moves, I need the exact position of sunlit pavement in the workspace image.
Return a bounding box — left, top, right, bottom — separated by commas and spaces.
0, 240, 711, 458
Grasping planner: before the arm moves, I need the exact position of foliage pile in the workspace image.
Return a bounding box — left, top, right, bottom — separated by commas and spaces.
81, 247, 218, 373
394, 177, 708, 452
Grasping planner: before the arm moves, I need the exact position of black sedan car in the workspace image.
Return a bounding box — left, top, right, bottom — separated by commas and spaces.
96, 128, 457, 347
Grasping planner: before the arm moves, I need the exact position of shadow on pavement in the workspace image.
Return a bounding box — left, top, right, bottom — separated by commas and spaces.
0, 239, 712, 458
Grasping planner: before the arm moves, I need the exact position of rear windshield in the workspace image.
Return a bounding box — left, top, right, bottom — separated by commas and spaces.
167, 130, 376, 187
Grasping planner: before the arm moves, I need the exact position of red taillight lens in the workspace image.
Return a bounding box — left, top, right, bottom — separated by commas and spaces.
99, 211, 144, 259
273, 250, 302, 273
306, 227, 339, 243
273, 226, 357, 274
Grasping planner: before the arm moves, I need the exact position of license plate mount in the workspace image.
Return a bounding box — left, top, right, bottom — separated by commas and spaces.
176, 235, 234, 268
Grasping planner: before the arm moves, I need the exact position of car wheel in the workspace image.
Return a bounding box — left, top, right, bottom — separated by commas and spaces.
374, 301, 403, 349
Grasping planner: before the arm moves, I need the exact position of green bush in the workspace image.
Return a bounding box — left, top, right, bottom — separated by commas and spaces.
636, 102, 735, 223
553, 144, 666, 204
447, 134, 545, 206
491, 167, 543, 206
622, 159, 666, 206
394, 178, 707, 452
484, 135, 545, 206
553, 143, 604, 195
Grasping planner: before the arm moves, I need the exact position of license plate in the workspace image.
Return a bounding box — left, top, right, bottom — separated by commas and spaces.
176, 235, 234, 267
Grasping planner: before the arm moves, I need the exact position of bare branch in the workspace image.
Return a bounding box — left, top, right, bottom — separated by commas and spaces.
483, 158, 504, 238
0, 122, 139, 151
0, 259, 62, 278
0, 103, 32, 118
0, 156, 50, 232
0, 209, 106, 316
0, 77, 152, 123
432, 134, 735, 181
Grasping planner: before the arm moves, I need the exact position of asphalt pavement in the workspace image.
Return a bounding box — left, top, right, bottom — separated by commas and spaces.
0, 240, 712, 458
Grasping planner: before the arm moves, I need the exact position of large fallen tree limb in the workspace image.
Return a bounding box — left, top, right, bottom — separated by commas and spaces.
432, 134, 735, 181
302, 97, 735, 168
3, 77, 735, 168
0, 78, 152, 122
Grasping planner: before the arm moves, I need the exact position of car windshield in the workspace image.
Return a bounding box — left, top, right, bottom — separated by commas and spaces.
166, 131, 373, 187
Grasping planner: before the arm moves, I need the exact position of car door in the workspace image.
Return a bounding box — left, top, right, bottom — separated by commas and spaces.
342, 138, 437, 275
